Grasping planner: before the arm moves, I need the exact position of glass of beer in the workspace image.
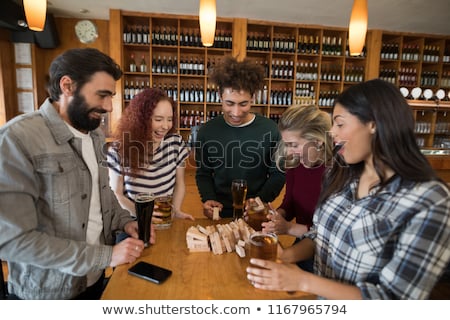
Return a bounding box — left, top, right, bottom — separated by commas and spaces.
249, 232, 278, 264
153, 194, 173, 230
247, 200, 269, 231
135, 192, 155, 247
231, 179, 248, 219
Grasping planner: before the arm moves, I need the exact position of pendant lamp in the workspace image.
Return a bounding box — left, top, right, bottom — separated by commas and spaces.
348, 0, 368, 56
23, 0, 47, 31
199, 0, 216, 47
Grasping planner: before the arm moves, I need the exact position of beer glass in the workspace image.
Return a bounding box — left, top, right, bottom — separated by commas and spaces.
249, 232, 278, 263
247, 201, 270, 231
231, 179, 247, 219
135, 192, 155, 247
153, 194, 173, 229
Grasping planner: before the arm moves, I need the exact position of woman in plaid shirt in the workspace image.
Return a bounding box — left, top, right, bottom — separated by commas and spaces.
247, 79, 450, 299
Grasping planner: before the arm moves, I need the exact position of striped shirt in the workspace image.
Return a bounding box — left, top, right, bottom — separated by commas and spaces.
306, 175, 450, 299
107, 134, 189, 200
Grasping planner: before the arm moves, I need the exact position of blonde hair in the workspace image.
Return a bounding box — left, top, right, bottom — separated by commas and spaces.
275, 105, 333, 170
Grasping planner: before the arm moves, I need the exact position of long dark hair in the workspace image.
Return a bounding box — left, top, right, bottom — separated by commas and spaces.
319, 79, 439, 203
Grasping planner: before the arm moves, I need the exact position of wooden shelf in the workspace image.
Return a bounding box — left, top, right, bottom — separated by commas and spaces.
108, 9, 450, 153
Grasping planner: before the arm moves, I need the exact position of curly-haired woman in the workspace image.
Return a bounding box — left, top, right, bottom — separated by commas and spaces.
107, 88, 194, 221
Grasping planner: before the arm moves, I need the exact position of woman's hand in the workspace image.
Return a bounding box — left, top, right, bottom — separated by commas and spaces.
246, 258, 305, 292
262, 212, 292, 234
174, 210, 195, 221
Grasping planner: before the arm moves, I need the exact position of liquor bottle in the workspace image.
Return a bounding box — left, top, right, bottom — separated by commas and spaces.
179, 84, 185, 102
173, 84, 178, 101
129, 54, 137, 72
297, 34, 304, 53
262, 85, 268, 104
183, 28, 190, 47
151, 55, 157, 73
226, 30, 233, 49
131, 25, 137, 44
156, 55, 162, 74
154, 26, 161, 45
136, 25, 142, 44
129, 81, 135, 100
123, 25, 130, 44
170, 26, 177, 46
142, 25, 149, 44
167, 56, 174, 74
139, 55, 147, 73
161, 56, 167, 74
173, 56, 178, 74
263, 33, 270, 51
247, 32, 253, 50
124, 80, 130, 100
161, 26, 167, 45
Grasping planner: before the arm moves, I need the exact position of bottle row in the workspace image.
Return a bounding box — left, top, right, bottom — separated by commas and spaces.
124, 82, 223, 104
295, 82, 315, 98
246, 33, 347, 56
380, 43, 443, 63
415, 121, 450, 135
378, 67, 447, 88
179, 110, 285, 129
123, 80, 314, 107
126, 54, 367, 85
317, 90, 340, 107
128, 54, 223, 76
123, 25, 233, 48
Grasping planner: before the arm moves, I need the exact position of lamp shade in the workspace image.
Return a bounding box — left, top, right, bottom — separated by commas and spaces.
348, 0, 368, 56
199, 0, 216, 47
23, 0, 47, 31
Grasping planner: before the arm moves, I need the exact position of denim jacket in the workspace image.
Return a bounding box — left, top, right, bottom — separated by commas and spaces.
0, 99, 134, 299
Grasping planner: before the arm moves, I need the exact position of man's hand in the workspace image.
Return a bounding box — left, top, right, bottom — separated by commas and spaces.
123, 220, 156, 243
202, 200, 223, 219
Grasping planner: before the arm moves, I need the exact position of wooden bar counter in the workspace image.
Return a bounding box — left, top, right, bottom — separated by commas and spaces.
101, 217, 316, 300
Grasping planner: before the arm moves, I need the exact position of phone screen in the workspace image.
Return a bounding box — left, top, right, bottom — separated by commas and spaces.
128, 261, 172, 284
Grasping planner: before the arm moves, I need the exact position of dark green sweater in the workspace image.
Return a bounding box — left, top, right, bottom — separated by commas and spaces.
195, 114, 285, 217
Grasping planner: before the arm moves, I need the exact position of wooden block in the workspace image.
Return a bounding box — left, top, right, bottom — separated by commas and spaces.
197, 225, 210, 235
186, 226, 208, 241
253, 196, 265, 211
235, 244, 245, 258
215, 232, 224, 254
213, 207, 220, 220
189, 247, 211, 252
187, 239, 210, 251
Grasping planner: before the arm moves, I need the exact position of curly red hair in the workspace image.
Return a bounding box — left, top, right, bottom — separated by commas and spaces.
113, 88, 177, 171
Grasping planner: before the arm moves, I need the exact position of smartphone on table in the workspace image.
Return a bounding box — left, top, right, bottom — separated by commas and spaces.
128, 261, 172, 284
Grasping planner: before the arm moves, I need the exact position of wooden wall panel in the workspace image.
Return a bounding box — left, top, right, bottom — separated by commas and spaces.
34, 17, 110, 106
0, 28, 17, 125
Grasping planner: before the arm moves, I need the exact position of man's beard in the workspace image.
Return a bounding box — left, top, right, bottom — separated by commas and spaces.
67, 92, 106, 132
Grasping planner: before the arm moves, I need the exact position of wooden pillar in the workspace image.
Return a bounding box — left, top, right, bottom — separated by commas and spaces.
0, 28, 17, 125
365, 29, 382, 80
109, 9, 123, 135
232, 18, 247, 61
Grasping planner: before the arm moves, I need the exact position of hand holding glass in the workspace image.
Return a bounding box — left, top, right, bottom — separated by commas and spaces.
135, 192, 155, 247
247, 199, 270, 231
248, 232, 278, 263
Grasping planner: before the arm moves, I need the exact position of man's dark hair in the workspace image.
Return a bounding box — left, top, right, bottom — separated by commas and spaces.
209, 56, 264, 96
47, 48, 122, 101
